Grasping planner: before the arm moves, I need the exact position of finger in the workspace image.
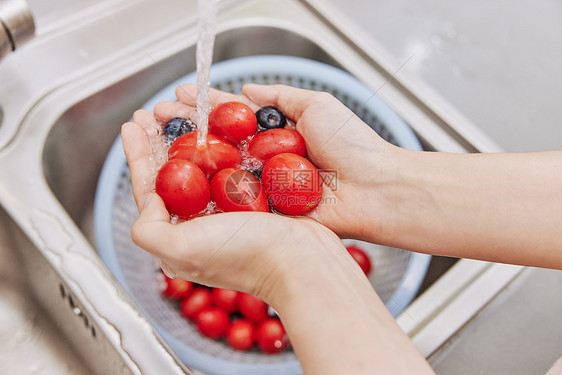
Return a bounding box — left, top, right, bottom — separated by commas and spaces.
153, 101, 196, 124
132, 109, 159, 136
175, 84, 258, 110
132, 108, 167, 167
121, 122, 155, 211
131, 192, 175, 254
134, 207, 268, 275
243, 84, 371, 155
174, 84, 198, 105
242, 84, 322, 121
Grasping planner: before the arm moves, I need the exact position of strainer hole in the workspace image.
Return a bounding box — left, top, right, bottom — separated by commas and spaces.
225, 80, 235, 93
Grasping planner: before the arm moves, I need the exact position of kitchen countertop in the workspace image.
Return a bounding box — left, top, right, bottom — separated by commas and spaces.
327, 0, 562, 153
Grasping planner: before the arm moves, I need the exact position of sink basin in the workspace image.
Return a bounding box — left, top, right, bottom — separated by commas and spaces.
0, 207, 93, 375
0, 0, 524, 374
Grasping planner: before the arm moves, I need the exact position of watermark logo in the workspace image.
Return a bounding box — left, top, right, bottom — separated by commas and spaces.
224, 169, 263, 206
223, 168, 339, 208
319, 169, 338, 191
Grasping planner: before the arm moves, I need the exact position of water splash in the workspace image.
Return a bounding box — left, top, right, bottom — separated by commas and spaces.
238, 140, 264, 172
196, 0, 217, 147
145, 121, 169, 188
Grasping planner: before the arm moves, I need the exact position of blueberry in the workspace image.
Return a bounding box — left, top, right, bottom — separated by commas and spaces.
230, 312, 243, 321
248, 168, 262, 180
256, 106, 286, 131
163, 117, 196, 144
267, 306, 279, 318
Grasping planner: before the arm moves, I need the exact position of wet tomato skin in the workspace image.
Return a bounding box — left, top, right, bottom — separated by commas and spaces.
168, 132, 241, 179
346, 245, 373, 275
237, 292, 268, 323
195, 307, 230, 339
261, 153, 323, 215
155, 159, 211, 219
180, 288, 212, 320
211, 288, 239, 313
210, 168, 269, 212
209, 102, 258, 144
226, 319, 256, 351
248, 129, 306, 161
256, 318, 288, 354
161, 275, 194, 300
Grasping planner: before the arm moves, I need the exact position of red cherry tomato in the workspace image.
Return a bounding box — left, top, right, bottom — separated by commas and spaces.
210, 168, 269, 212
168, 131, 241, 179
155, 159, 210, 219
180, 287, 212, 320
256, 318, 288, 354
237, 292, 268, 323
226, 319, 256, 351
261, 153, 323, 215
195, 306, 230, 339
211, 288, 239, 313
209, 101, 257, 144
161, 275, 194, 300
248, 129, 306, 161
346, 245, 373, 275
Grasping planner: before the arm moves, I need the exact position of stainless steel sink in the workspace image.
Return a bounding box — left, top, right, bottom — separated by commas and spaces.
0, 207, 93, 375
0, 0, 525, 373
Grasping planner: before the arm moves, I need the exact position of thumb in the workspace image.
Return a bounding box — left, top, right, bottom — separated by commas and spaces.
131, 192, 175, 255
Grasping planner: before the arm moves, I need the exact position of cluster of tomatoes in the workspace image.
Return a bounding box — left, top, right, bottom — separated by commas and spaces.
160, 274, 288, 354
155, 102, 323, 219
153, 102, 374, 354
158, 242, 372, 355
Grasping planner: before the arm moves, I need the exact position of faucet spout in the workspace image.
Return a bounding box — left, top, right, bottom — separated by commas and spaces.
0, 0, 35, 61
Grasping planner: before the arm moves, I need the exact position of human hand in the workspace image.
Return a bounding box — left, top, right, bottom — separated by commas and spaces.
153, 83, 401, 243
242, 84, 401, 242
121, 88, 355, 307
122, 84, 435, 375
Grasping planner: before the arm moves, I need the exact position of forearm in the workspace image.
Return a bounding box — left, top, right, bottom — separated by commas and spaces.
269, 238, 434, 375
375, 149, 562, 268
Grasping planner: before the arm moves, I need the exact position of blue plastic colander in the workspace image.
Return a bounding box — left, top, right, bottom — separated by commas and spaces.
94, 55, 431, 375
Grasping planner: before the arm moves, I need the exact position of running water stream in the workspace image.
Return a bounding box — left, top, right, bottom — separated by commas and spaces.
195, 0, 217, 147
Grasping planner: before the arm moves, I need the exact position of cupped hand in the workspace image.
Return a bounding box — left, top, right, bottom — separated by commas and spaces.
122, 84, 437, 375
156, 84, 399, 242
121, 87, 349, 306
243, 84, 399, 241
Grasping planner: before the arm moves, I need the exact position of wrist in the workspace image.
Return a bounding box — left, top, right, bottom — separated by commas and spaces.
257, 219, 362, 308
261, 218, 433, 375
339, 143, 410, 244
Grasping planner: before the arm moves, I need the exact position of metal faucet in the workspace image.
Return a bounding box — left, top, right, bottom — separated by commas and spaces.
0, 0, 35, 61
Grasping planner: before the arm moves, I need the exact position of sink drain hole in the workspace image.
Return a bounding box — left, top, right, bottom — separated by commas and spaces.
59, 283, 97, 339
59, 283, 66, 298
